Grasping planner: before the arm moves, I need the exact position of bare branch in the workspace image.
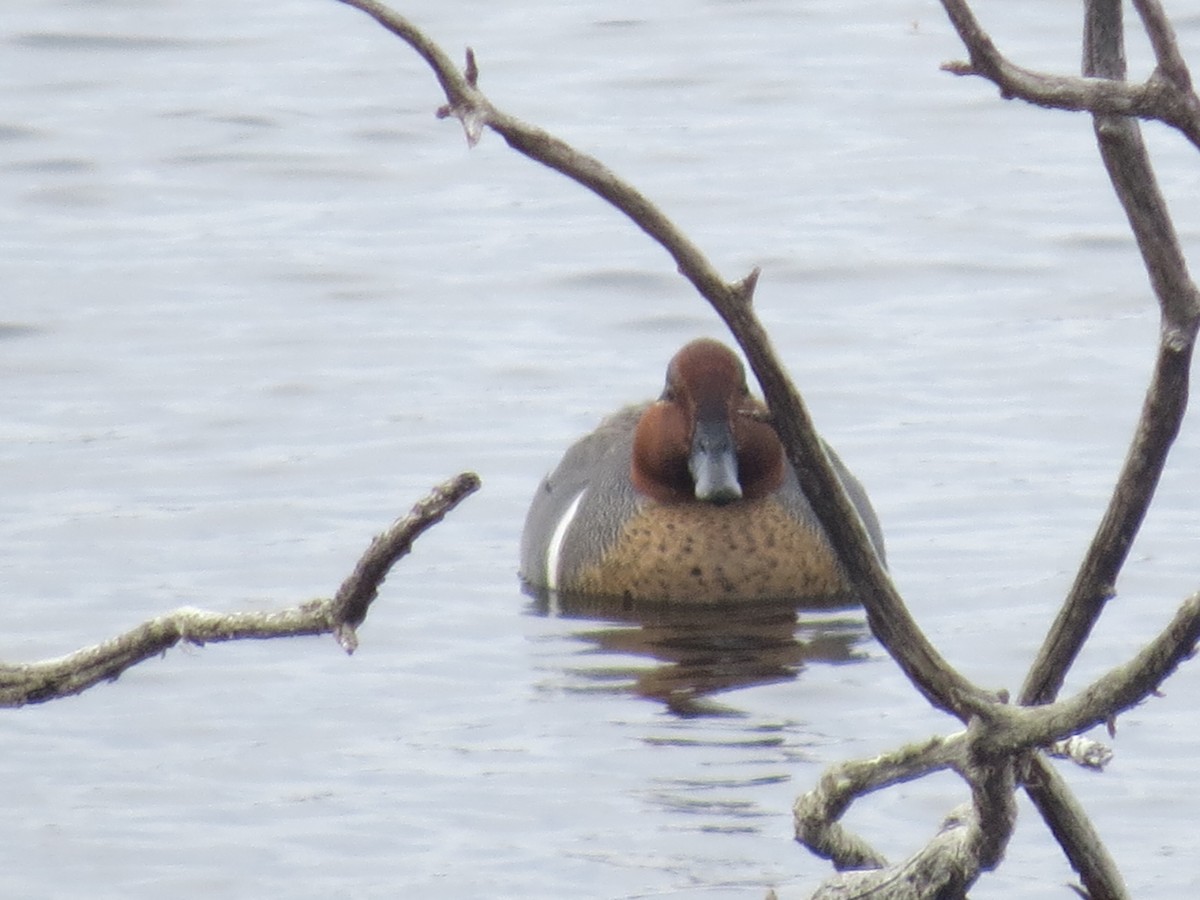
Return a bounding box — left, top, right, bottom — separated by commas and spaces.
1090, 119, 1200, 325
808, 807, 980, 900
340, 6, 1200, 896
729, 313, 1000, 720
334, 0, 998, 724
1022, 333, 1196, 705
0, 605, 333, 708
1004, 593, 1200, 755
332, 471, 482, 651
801, 729, 1017, 897
796, 582, 1197, 891
794, 733, 965, 870
1019, 0, 1200, 708
334, 0, 479, 126
0, 472, 480, 707
798, 585, 1199, 897
935, 4, 1200, 893
335, 0, 730, 300
938, 0, 1200, 151
1018, 589, 1200, 898
1023, 755, 1131, 900
1083, 0, 1127, 81
1132, 0, 1194, 90
962, 738, 1017, 872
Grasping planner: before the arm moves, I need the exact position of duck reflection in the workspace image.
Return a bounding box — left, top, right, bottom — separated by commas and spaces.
528, 591, 871, 717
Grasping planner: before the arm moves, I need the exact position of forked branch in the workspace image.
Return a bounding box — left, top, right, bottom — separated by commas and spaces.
796, 590, 1200, 884
1021, 0, 1200, 709
939, 2, 1200, 897
941, 0, 1200, 772
939, 0, 1200, 151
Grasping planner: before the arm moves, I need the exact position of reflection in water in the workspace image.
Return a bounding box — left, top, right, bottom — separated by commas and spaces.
529, 591, 871, 717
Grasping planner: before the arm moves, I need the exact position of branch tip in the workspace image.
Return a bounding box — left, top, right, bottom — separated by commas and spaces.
727, 268, 761, 311
942, 60, 975, 76
465, 47, 479, 87
738, 266, 761, 300
335, 623, 360, 655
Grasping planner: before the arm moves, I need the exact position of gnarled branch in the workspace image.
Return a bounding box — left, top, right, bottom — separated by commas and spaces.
795, 733, 965, 870
794, 590, 1199, 887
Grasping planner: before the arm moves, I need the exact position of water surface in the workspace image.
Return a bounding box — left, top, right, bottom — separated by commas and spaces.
2, 1, 1199, 897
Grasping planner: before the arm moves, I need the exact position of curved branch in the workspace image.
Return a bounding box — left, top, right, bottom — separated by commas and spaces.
334, 0, 998, 723
794, 733, 965, 870
797, 727, 1018, 897
335, 0, 741, 308
808, 805, 982, 900
797, 587, 1199, 882
728, 311, 998, 720
1019, 0, 1200, 709
334, 0, 480, 131
938, 6, 1199, 893
332, 471, 482, 650
0, 472, 480, 707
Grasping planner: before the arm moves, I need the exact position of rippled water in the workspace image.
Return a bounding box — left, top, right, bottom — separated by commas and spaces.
3, 1, 1199, 897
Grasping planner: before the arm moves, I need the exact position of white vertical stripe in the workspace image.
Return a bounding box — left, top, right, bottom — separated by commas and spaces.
545, 488, 586, 591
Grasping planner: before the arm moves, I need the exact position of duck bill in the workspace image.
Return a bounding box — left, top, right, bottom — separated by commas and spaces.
689, 416, 743, 503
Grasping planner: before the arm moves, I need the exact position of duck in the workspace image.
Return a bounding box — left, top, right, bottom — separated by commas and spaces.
519, 338, 885, 604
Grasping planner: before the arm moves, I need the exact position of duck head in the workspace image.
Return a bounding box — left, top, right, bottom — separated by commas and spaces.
631, 339, 786, 505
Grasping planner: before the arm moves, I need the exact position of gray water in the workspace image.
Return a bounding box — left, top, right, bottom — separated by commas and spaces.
3, 1, 1199, 897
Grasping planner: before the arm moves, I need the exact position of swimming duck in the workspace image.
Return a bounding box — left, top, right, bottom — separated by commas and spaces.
520, 338, 884, 604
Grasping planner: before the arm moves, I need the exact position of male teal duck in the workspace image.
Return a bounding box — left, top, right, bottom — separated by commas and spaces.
520, 338, 884, 603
